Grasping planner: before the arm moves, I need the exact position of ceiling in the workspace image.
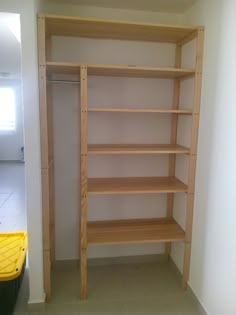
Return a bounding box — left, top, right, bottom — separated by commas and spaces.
44, 0, 197, 14
0, 13, 21, 80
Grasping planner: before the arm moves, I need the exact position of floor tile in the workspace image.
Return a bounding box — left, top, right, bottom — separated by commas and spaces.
124, 292, 199, 314
44, 301, 125, 314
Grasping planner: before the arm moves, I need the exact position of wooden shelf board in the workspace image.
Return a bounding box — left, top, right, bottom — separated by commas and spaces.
46, 62, 81, 75
88, 108, 193, 114
88, 218, 185, 245
44, 14, 199, 44
88, 176, 187, 195
46, 62, 195, 79
87, 64, 195, 79
88, 144, 190, 154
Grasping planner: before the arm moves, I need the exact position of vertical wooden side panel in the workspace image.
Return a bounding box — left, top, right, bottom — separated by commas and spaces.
165, 44, 182, 258
80, 66, 88, 300
183, 28, 205, 288
38, 15, 51, 299
46, 34, 56, 266
45, 31, 55, 266
47, 83, 56, 265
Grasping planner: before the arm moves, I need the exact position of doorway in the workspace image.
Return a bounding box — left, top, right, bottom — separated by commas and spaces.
0, 12, 25, 232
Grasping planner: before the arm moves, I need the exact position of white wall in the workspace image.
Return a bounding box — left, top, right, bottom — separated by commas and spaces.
182, 1, 236, 314
0, 0, 44, 304
43, 2, 183, 24
0, 79, 24, 160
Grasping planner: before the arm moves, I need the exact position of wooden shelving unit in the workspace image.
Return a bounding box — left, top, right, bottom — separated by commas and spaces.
38, 14, 204, 301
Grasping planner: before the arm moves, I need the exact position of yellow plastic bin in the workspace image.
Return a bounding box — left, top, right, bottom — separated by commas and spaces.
0, 231, 27, 315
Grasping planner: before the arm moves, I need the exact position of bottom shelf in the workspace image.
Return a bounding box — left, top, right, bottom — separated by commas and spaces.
87, 218, 185, 246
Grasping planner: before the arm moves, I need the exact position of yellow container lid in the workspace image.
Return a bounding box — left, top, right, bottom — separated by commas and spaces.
0, 231, 27, 281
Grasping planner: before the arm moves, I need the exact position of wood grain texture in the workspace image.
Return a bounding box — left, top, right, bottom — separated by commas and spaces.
87, 64, 195, 79
88, 144, 189, 155
166, 44, 182, 258
80, 66, 88, 300
47, 62, 81, 75
38, 15, 51, 300
178, 30, 198, 46
46, 62, 194, 79
47, 83, 56, 265
44, 14, 199, 43
88, 177, 187, 195
80, 248, 87, 299
88, 108, 192, 114
88, 218, 185, 245
183, 28, 205, 288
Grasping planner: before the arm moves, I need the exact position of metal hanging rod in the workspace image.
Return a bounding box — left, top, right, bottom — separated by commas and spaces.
47, 79, 80, 85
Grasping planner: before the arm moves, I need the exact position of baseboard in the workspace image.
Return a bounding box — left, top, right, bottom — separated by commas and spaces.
169, 258, 208, 315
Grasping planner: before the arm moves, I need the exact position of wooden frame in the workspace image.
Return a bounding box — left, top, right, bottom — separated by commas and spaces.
38, 15, 51, 300
80, 65, 88, 299
182, 28, 205, 287
165, 43, 182, 260
37, 14, 204, 300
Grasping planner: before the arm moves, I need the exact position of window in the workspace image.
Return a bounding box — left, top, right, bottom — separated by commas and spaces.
0, 88, 16, 132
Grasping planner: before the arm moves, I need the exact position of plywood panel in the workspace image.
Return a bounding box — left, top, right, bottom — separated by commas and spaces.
88, 177, 188, 194
44, 14, 199, 43
88, 144, 190, 154
88, 218, 185, 245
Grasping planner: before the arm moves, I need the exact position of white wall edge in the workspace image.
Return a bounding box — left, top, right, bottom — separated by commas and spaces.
28, 292, 46, 305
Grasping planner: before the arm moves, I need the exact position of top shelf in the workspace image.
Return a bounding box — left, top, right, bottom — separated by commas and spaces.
43, 14, 201, 44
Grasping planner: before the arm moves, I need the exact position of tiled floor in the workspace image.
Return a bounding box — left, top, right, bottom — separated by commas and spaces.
0, 162, 26, 232
0, 162, 202, 315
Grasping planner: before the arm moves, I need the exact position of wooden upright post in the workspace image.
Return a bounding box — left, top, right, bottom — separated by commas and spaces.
165, 44, 182, 258
38, 15, 51, 300
46, 35, 56, 266
182, 28, 204, 288
80, 66, 88, 299
47, 84, 56, 265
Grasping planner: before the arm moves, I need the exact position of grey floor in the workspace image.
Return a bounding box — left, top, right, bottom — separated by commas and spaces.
0, 163, 202, 315
14, 261, 202, 315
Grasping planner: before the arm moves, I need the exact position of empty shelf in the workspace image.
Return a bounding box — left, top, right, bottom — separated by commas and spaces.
46, 62, 195, 79
88, 108, 193, 114
87, 176, 187, 195
88, 144, 190, 154
88, 218, 185, 245
87, 64, 195, 79
45, 14, 199, 44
